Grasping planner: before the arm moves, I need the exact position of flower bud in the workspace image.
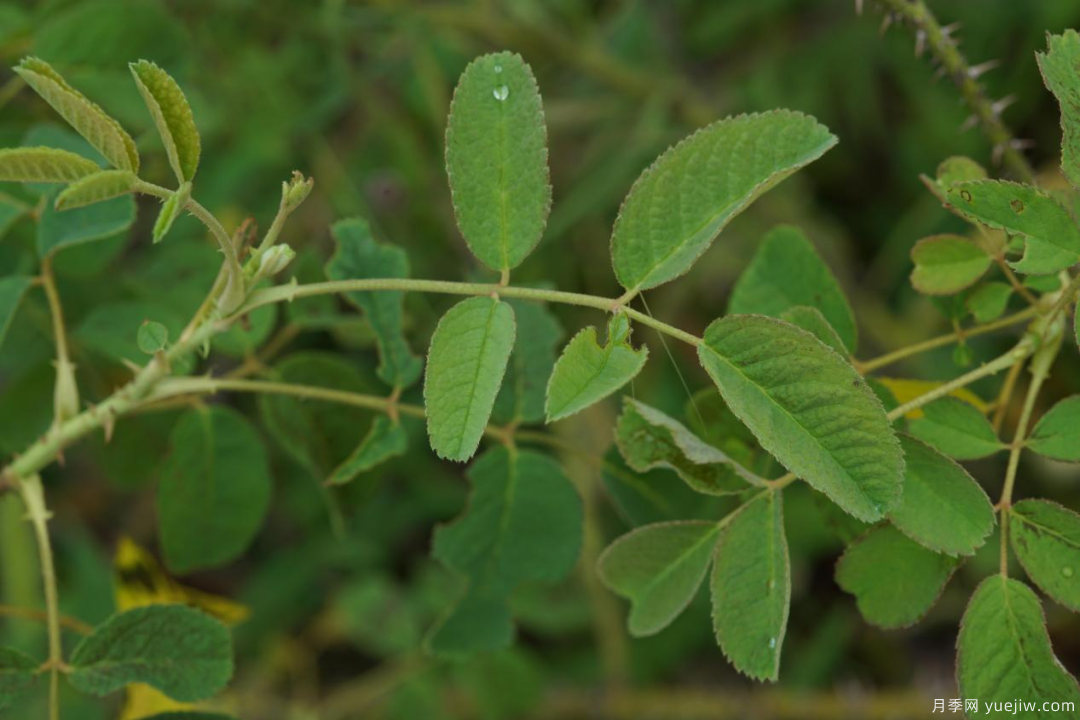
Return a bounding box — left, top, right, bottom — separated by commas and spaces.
251, 245, 296, 286
281, 171, 313, 213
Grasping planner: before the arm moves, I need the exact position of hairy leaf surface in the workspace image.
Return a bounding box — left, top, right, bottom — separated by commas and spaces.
69, 605, 232, 701
907, 397, 1002, 460
1011, 500, 1080, 612
54, 169, 136, 209
424, 296, 515, 461
889, 435, 995, 556
430, 447, 582, 655
1037, 30, 1080, 190
545, 313, 647, 422
15, 57, 138, 172
946, 180, 1080, 275
697, 315, 903, 521
835, 525, 957, 629
728, 225, 856, 352
445, 52, 551, 272
130, 59, 200, 182
711, 491, 789, 681
158, 406, 271, 573
958, 577, 1080, 715
0, 146, 99, 182
615, 397, 757, 495
598, 520, 720, 636
612, 112, 836, 293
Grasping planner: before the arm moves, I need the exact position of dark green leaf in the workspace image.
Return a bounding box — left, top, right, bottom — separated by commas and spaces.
1028, 395, 1080, 462
0, 276, 32, 351
0, 646, 38, 711
325, 415, 407, 486
1037, 30, 1080, 190
967, 282, 1012, 323
492, 299, 562, 425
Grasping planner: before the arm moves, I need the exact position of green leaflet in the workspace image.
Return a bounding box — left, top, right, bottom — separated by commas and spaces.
1037, 30, 1080, 190
69, 605, 232, 701
258, 352, 381, 478
325, 415, 408, 486
967, 281, 1013, 323
158, 406, 271, 574
326, 218, 422, 389
15, 57, 138, 172
779, 306, 847, 356
141, 714, 237, 720
0, 646, 38, 711
424, 296, 516, 462
445, 52, 551, 273
907, 397, 1003, 460
615, 397, 759, 495
835, 525, 957, 629
697, 315, 903, 521
130, 59, 200, 183
545, 313, 647, 422
54, 168, 137, 210
711, 491, 789, 681
597, 520, 721, 636
611, 112, 836, 293
0, 276, 32, 351
909, 234, 991, 295
492, 299, 562, 425
957, 577, 1080, 715
0, 146, 99, 182
429, 447, 582, 656
1028, 395, 1080, 462
888, 435, 995, 557
600, 447, 727, 527
1011, 500, 1080, 612
946, 180, 1080, 275
136, 319, 168, 354
728, 225, 857, 352
37, 186, 135, 258
152, 182, 190, 244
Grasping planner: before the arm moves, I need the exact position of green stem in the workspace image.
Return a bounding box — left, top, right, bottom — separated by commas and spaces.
243, 279, 702, 347
857, 306, 1038, 373
15, 475, 62, 720
873, 0, 1036, 182
885, 338, 1035, 422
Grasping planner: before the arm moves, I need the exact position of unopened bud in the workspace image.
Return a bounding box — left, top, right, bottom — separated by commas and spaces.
252, 245, 296, 285
281, 171, 314, 213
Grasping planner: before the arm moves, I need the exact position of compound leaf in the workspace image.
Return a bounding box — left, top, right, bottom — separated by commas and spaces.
326, 218, 422, 389
909, 234, 991, 295
69, 605, 231, 701
1011, 500, 1080, 612
130, 59, 200, 183
697, 315, 903, 521
158, 406, 271, 574
445, 52, 551, 273
615, 397, 758, 495
0, 146, 99, 183
54, 169, 136, 210
325, 415, 407, 486
906, 397, 1003, 460
728, 225, 857, 352
0, 276, 32, 351
598, 520, 721, 636
429, 447, 582, 656
835, 524, 958, 629
957, 577, 1080, 714
1028, 395, 1080, 462
492, 298, 562, 425
888, 435, 995, 557
545, 313, 647, 422
611, 112, 836, 293
946, 180, 1080, 275
424, 296, 516, 462
711, 491, 789, 681
967, 281, 1013, 323
1037, 30, 1080, 190
15, 57, 138, 172
0, 647, 38, 711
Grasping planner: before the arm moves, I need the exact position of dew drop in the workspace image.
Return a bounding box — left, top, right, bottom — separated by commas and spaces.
960, 189, 973, 202
494, 64, 503, 74
493, 85, 509, 101
1011, 198, 1025, 213
1063, 567, 1074, 578
768, 637, 777, 649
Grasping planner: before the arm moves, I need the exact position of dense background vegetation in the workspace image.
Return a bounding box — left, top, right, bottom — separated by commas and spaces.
3, 1, 1080, 718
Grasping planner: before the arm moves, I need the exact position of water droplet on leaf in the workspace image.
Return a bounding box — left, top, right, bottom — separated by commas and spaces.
768, 637, 777, 649
1063, 567, 1074, 578
494, 64, 503, 74
493, 85, 509, 101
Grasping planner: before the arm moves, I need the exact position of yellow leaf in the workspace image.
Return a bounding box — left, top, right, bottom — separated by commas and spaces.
877, 378, 989, 419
